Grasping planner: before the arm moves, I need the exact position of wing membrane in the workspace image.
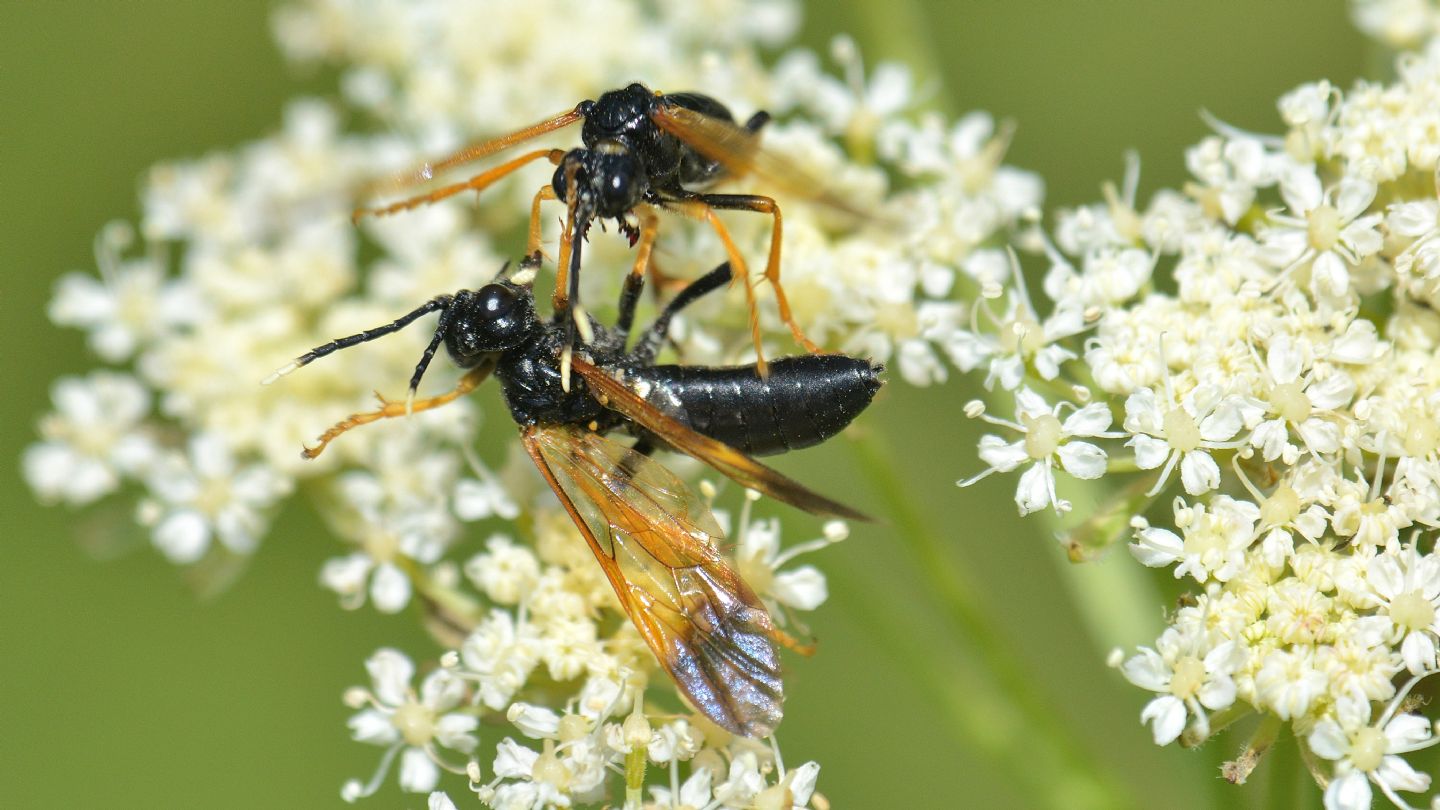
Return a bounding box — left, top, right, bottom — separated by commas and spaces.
522, 425, 783, 737
570, 356, 871, 521
649, 104, 869, 219
362, 107, 583, 197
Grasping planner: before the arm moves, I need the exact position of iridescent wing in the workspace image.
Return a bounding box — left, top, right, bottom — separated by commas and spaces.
521, 424, 784, 737
570, 356, 871, 521
648, 103, 869, 219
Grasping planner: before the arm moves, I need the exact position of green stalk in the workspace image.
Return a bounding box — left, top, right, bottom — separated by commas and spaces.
1268, 730, 1298, 810
849, 433, 1136, 810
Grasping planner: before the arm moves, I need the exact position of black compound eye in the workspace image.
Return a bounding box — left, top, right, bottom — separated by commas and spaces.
477, 284, 517, 317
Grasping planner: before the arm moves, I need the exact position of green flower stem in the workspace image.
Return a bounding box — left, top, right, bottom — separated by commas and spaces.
1268, 729, 1299, 810
1051, 473, 1165, 649
848, 433, 1136, 810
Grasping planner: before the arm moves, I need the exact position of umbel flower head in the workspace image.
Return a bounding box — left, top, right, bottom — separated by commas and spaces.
947, 0, 1440, 803
23, 0, 1042, 805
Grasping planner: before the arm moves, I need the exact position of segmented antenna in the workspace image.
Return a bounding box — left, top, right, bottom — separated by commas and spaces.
261, 294, 453, 385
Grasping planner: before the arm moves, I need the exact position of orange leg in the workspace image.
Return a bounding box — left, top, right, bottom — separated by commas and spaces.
302, 363, 494, 460
629, 205, 661, 288
353, 148, 563, 222
695, 194, 820, 355
551, 162, 582, 318
665, 198, 769, 376
527, 185, 559, 258
769, 625, 816, 657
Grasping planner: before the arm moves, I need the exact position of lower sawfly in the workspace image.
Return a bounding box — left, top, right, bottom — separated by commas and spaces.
266, 254, 882, 737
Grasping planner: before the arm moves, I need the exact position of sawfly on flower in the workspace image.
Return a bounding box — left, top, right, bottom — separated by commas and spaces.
353, 82, 871, 377
265, 253, 882, 736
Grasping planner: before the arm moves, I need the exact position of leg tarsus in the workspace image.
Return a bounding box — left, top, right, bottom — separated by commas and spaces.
302, 363, 494, 460
353, 149, 563, 222
694, 193, 822, 357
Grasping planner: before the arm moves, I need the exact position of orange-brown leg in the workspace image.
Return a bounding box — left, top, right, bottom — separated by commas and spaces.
664, 197, 769, 375
694, 193, 821, 355
629, 205, 661, 289
527, 185, 559, 258
551, 163, 582, 319
768, 625, 817, 657
353, 149, 563, 222
302, 363, 494, 460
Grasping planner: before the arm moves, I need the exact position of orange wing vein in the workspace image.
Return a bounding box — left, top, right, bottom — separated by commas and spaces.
522, 424, 784, 737
648, 104, 870, 219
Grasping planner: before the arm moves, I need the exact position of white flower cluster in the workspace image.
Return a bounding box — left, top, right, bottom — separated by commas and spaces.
23, 0, 1039, 806
955, 11, 1440, 809
1353, 0, 1440, 49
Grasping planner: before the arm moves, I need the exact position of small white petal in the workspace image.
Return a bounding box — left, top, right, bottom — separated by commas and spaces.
1179, 450, 1221, 495
1197, 674, 1237, 710
1400, 631, 1437, 675
1057, 441, 1107, 479
976, 435, 1028, 472
772, 566, 828, 610
1376, 753, 1430, 792
371, 562, 413, 614
434, 714, 479, 753
153, 510, 211, 564
1334, 178, 1377, 220
789, 761, 821, 806
492, 738, 538, 778
398, 746, 439, 793
1014, 462, 1055, 515
1121, 648, 1171, 691
420, 668, 465, 712
1308, 719, 1350, 761
1323, 770, 1371, 810
367, 649, 414, 707
1061, 403, 1114, 436
348, 708, 400, 746
1130, 528, 1184, 568
1385, 714, 1434, 749
1129, 434, 1171, 470
1140, 695, 1186, 745
1266, 335, 1304, 385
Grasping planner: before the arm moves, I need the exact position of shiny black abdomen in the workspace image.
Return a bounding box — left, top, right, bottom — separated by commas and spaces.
626, 355, 883, 456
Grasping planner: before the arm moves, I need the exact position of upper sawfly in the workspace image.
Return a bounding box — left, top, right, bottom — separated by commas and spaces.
354, 82, 863, 375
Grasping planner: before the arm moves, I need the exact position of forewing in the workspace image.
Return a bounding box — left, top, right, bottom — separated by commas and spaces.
522, 425, 784, 738
362, 107, 583, 196
649, 104, 869, 219
571, 357, 871, 521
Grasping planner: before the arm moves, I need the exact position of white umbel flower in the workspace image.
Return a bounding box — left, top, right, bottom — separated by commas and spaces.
342, 648, 478, 800
1309, 688, 1435, 810
1122, 626, 1242, 745
24, 371, 157, 506
961, 388, 1121, 515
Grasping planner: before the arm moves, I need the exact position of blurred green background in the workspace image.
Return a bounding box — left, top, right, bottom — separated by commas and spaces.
0, 1, 1371, 807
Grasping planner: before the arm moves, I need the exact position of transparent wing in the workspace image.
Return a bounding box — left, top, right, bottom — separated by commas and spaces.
570, 356, 871, 521
360, 107, 583, 197
649, 103, 870, 219
522, 424, 784, 737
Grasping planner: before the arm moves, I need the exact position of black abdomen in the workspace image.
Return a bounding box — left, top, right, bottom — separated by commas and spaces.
628, 356, 883, 456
